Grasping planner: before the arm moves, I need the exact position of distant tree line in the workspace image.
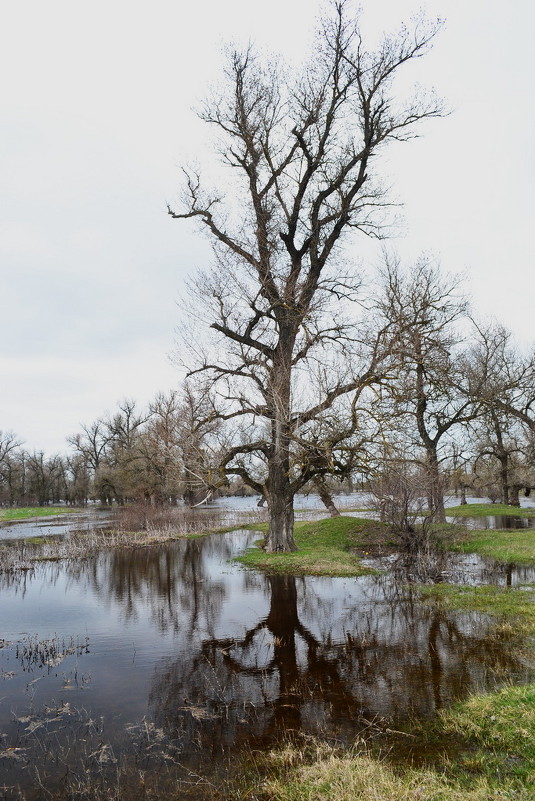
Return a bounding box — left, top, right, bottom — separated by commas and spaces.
0, 386, 222, 507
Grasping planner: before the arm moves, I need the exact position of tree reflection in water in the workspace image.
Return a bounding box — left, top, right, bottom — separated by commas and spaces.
147, 560, 532, 759
2, 530, 535, 799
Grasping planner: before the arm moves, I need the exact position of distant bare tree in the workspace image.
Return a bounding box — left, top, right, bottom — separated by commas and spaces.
0, 432, 24, 506
464, 322, 535, 505
169, 1, 443, 550
0, 430, 22, 464
468, 322, 535, 434
377, 257, 479, 522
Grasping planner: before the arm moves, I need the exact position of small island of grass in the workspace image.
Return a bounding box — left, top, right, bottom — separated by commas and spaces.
0, 506, 81, 522
236, 516, 391, 576
450, 527, 535, 564
448, 502, 535, 518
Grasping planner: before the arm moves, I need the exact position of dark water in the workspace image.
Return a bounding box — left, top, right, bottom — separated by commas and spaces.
1, 530, 534, 798
451, 514, 535, 529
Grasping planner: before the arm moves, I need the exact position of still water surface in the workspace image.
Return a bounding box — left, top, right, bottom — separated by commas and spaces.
1, 528, 534, 797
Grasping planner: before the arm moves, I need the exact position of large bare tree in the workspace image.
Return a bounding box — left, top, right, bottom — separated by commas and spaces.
169, 1, 443, 550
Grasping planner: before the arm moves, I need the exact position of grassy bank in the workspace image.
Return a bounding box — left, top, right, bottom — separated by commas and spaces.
0, 506, 80, 522
451, 528, 535, 564
248, 682, 535, 801
236, 516, 390, 576
448, 503, 535, 518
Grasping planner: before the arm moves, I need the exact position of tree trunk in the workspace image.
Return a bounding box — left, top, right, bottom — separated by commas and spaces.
498, 454, 510, 505
509, 485, 521, 507
265, 466, 296, 552
264, 347, 297, 552
426, 448, 446, 523
314, 477, 341, 517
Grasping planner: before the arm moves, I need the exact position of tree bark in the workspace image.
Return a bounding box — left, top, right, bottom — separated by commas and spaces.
265, 473, 296, 552
509, 485, 521, 507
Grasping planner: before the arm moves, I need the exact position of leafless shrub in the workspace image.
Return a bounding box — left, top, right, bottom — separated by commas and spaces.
111, 502, 222, 535
369, 462, 447, 555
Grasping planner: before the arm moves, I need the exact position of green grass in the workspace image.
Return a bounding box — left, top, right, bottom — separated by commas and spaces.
0, 506, 80, 521
434, 683, 535, 785
236, 516, 390, 576
451, 528, 535, 564
417, 582, 535, 634
448, 503, 535, 518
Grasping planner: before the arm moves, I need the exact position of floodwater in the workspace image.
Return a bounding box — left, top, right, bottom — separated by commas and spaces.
451, 514, 535, 529
0, 509, 114, 541
1, 527, 534, 799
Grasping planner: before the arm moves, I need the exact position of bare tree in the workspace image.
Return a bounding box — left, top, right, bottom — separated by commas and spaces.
469, 322, 535, 434
169, 1, 443, 550
464, 322, 535, 505
0, 430, 22, 465
377, 257, 479, 522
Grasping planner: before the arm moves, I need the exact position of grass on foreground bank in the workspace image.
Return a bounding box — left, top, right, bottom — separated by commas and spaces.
0, 506, 81, 522
448, 503, 535, 518
236, 516, 390, 576
247, 682, 535, 801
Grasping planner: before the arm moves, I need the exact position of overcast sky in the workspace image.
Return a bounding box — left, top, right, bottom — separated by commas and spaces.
1, 0, 534, 455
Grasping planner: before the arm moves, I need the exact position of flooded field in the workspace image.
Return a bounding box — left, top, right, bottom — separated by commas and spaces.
1, 521, 534, 799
